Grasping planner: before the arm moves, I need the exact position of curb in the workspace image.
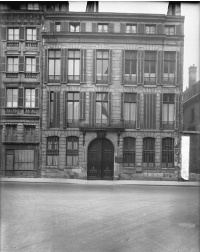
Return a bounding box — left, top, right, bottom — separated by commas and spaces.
1, 178, 200, 186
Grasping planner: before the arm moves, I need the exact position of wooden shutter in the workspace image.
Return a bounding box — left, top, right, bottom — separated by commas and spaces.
93, 50, 96, 84
175, 93, 180, 130
55, 92, 60, 128
108, 93, 112, 125
63, 91, 67, 128
176, 51, 180, 86
120, 23, 126, 33
176, 24, 182, 35
61, 22, 69, 32
1, 27, 6, 40
18, 88, 24, 107
50, 22, 54, 33
160, 93, 163, 129
122, 50, 125, 85
108, 50, 112, 84
109, 23, 114, 33
121, 92, 124, 121
0, 88, 5, 108
80, 23, 86, 32
1, 56, 6, 72
137, 49, 144, 84
44, 49, 48, 83
157, 24, 164, 34
138, 23, 145, 34
61, 48, 68, 83
36, 57, 39, 72
92, 23, 97, 32
47, 91, 50, 128
136, 93, 140, 129
36, 28, 40, 40
35, 88, 39, 108
157, 50, 164, 85
19, 27, 24, 40
80, 49, 86, 83
80, 92, 86, 119
19, 56, 24, 72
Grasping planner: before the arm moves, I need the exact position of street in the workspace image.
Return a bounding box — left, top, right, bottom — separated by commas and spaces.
1, 182, 200, 252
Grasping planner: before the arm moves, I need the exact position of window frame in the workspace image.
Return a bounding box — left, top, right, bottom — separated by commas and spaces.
164, 25, 175, 35
144, 51, 156, 85
123, 137, 136, 167
8, 28, 19, 41
66, 136, 79, 166
143, 137, 155, 167
68, 50, 80, 83
55, 22, 61, 32
48, 50, 61, 82
7, 57, 19, 72
162, 138, 174, 168
46, 136, 59, 166
69, 23, 80, 32
26, 28, 36, 41
6, 88, 18, 108
126, 24, 137, 34
25, 89, 36, 108
164, 52, 176, 85
25, 57, 36, 73
96, 50, 109, 84
145, 25, 156, 34
98, 23, 108, 33
24, 125, 36, 141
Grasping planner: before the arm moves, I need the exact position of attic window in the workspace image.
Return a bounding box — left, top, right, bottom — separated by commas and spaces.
70, 23, 80, 32
145, 25, 156, 34
98, 24, 108, 33
165, 26, 175, 35
27, 3, 39, 10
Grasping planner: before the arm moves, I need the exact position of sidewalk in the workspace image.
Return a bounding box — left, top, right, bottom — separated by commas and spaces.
1, 177, 200, 186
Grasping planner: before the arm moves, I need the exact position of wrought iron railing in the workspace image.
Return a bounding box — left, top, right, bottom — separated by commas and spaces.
144, 77, 156, 85
7, 42, 19, 47
24, 108, 39, 114
125, 75, 137, 84
23, 135, 36, 142
6, 73, 18, 78
25, 73, 38, 79
124, 120, 136, 129
163, 77, 175, 85
5, 108, 18, 114
25, 42, 38, 48
79, 119, 124, 129
5, 135, 17, 142
162, 121, 174, 130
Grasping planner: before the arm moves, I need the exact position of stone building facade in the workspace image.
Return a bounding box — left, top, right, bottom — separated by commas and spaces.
1, 2, 185, 180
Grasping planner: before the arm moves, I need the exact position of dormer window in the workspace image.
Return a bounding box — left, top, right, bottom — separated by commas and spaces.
126, 24, 136, 33
70, 23, 80, 32
145, 25, 156, 34
98, 24, 108, 33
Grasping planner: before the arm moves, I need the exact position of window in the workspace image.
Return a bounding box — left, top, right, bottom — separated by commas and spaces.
162, 138, 174, 168
7, 57, 18, 72
164, 52, 175, 84
24, 125, 35, 141
7, 89, 18, 107
8, 28, 19, 40
126, 24, 136, 33
123, 138, 135, 167
144, 51, 156, 84
25, 89, 35, 108
67, 93, 80, 125
26, 28, 36, 41
70, 23, 80, 32
48, 91, 60, 128
96, 93, 109, 124
162, 94, 175, 129
27, 3, 39, 10
143, 137, 155, 167
47, 136, 59, 166
165, 26, 175, 35
96, 50, 109, 83
6, 125, 17, 141
125, 51, 137, 83
26, 57, 36, 72
124, 93, 137, 128
98, 24, 108, 33
68, 50, 80, 82
66, 137, 79, 166
55, 22, 61, 32
145, 25, 156, 34
48, 50, 61, 82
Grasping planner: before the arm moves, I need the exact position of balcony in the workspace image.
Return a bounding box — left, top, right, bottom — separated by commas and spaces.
79, 119, 124, 130
162, 121, 174, 130
5, 135, 17, 142
4, 108, 39, 115
6, 73, 18, 78
24, 108, 39, 114
25, 73, 38, 79
48, 75, 60, 83
125, 75, 137, 85
7, 42, 19, 48
144, 77, 156, 85
5, 108, 18, 114
124, 120, 136, 129
24, 135, 37, 142
25, 42, 38, 48
163, 77, 175, 85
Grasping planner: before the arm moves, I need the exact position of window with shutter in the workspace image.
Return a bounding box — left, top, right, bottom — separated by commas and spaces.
25, 89, 35, 108
26, 28, 36, 40
98, 24, 108, 33
7, 57, 18, 72
70, 23, 80, 32
55, 22, 61, 32
164, 25, 175, 35
8, 28, 19, 40
145, 25, 156, 34
126, 24, 137, 33
25, 57, 36, 73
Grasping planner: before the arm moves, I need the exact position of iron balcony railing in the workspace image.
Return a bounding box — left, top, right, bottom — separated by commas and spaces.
144, 77, 156, 85
23, 135, 36, 142
163, 77, 175, 85
7, 42, 19, 47
5, 108, 39, 115
5, 135, 17, 142
79, 119, 124, 129
162, 121, 175, 130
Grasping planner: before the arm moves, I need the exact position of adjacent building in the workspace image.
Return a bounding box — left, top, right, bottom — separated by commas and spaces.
1, 2, 185, 180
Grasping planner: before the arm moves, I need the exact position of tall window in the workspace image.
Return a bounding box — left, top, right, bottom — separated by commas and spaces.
7, 89, 18, 107
162, 138, 174, 168
67, 93, 80, 124
26, 28, 36, 40
7, 57, 18, 72
48, 50, 61, 82
8, 28, 19, 40
164, 52, 175, 84
125, 51, 137, 83
47, 136, 59, 166
70, 23, 80, 32
68, 50, 80, 83
24, 125, 35, 141
98, 24, 108, 32
126, 24, 136, 33
26, 57, 36, 72
144, 51, 156, 85
145, 25, 156, 34
143, 138, 155, 167
97, 50, 109, 83
165, 26, 175, 35
6, 125, 17, 141
162, 94, 175, 129
66, 137, 79, 166
123, 138, 135, 167
124, 93, 137, 128
96, 93, 109, 124
25, 89, 35, 108
55, 22, 61, 32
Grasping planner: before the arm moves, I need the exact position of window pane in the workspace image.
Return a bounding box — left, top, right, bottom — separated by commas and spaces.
102, 102, 108, 120
162, 104, 168, 121
68, 60, 73, 75
96, 102, 101, 120
67, 102, 73, 120
103, 60, 108, 75
125, 61, 130, 74
97, 60, 102, 75
49, 60, 54, 74
169, 104, 174, 121
74, 60, 80, 75
74, 102, 79, 119
55, 60, 60, 75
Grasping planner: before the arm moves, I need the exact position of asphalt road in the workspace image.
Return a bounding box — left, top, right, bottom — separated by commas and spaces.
1, 182, 200, 252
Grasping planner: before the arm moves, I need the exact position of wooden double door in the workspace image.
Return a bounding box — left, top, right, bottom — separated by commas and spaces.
88, 138, 114, 180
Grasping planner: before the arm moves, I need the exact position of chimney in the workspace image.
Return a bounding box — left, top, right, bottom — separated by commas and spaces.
189, 65, 197, 87
86, 1, 99, 12
167, 2, 181, 16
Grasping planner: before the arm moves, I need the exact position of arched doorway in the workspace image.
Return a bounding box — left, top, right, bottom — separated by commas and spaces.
87, 138, 114, 180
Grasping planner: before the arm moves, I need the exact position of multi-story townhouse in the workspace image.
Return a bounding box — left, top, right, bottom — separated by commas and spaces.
0, 2, 42, 177
40, 2, 184, 180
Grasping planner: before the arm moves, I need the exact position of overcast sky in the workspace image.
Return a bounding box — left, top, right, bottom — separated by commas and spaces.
69, 1, 200, 91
